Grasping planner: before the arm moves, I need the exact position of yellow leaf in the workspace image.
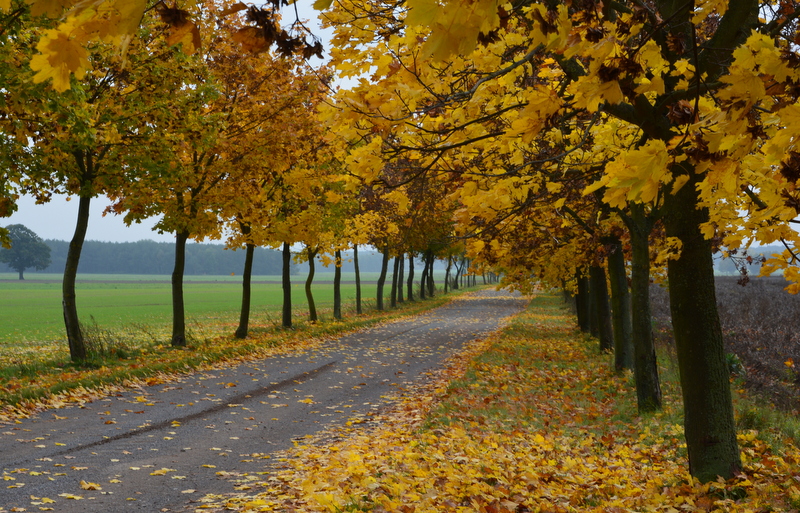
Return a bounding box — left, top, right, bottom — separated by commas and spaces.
27, 0, 71, 17
166, 22, 201, 55
220, 1, 248, 17
79, 480, 102, 490
312, 0, 333, 10
30, 29, 90, 92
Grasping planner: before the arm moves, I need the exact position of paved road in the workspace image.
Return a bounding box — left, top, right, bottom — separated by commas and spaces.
0, 289, 527, 512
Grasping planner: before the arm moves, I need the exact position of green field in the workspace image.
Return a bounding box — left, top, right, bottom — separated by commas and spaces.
0, 271, 445, 348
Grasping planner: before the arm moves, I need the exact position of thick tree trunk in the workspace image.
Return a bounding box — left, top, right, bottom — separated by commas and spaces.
305, 247, 318, 322
63, 195, 91, 361
575, 273, 591, 333
18, 270, 23, 280
663, 171, 741, 482
390, 255, 400, 308
590, 264, 614, 352
624, 205, 662, 413
171, 230, 189, 347
376, 245, 390, 310
406, 253, 415, 301
397, 253, 404, 303
605, 237, 634, 372
333, 249, 342, 320
282, 242, 292, 328
354, 244, 362, 314
234, 242, 255, 339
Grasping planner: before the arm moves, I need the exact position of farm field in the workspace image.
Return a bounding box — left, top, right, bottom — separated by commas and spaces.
0, 271, 451, 365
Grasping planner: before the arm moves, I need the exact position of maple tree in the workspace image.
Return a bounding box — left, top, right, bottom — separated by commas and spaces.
0, 7, 201, 360
107, 0, 329, 343
309, 0, 800, 482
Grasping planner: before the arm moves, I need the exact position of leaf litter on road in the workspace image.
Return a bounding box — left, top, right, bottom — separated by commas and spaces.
199, 293, 800, 512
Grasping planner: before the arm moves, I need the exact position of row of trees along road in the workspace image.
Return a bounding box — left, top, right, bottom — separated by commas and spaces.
4, 0, 800, 483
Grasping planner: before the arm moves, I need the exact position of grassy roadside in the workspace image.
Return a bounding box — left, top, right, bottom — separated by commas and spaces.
0, 290, 468, 421
202, 293, 800, 512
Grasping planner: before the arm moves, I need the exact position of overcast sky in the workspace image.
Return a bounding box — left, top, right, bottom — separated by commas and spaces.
6, 194, 177, 243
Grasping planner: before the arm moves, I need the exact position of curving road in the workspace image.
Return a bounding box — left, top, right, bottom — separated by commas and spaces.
0, 289, 527, 512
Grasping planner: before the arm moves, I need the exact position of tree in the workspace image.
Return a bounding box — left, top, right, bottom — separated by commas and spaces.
0, 224, 51, 280
317, 0, 778, 482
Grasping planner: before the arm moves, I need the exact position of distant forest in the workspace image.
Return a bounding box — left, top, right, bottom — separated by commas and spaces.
0, 239, 393, 276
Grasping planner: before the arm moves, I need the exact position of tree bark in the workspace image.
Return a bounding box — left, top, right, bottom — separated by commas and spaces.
171, 230, 189, 347
234, 242, 255, 339
354, 244, 362, 314
397, 252, 404, 303
589, 264, 614, 352
605, 237, 634, 372
419, 254, 430, 299
282, 242, 292, 328
376, 245, 390, 310
575, 273, 591, 333
426, 250, 435, 296
406, 253, 415, 301
624, 204, 663, 413
305, 246, 318, 322
63, 195, 91, 361
390, 255, 400, 308
663, 169, 741, 481
445, 255, 452, 294
333, 249, 342, 320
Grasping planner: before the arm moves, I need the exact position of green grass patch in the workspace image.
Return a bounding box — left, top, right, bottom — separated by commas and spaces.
0, 277, 476, 415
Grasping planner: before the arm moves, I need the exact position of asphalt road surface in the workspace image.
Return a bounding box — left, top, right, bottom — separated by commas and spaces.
0, 289, 527, 512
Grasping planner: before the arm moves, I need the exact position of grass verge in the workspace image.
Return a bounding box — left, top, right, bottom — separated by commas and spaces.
201, 292, 800, 512
0, 291, 467, 421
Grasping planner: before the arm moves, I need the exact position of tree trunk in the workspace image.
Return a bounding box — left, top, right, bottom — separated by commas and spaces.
663, 170, 741, 482
390, 255, 400, 308
624, 204, 663, 413
171, 230, 189, 347
605, 237, 634, 372
445, 255, 452, 294
63, 195, 91, 361
305, 246, 318, 322
406, 253, 415, 301
590, 264, 614, 352
333, 249, 342, 320
575, 273, 591, 333
397, 252, 404, 303
234, 242, 255, 339
426, 250, 435, 296
18, 269, 23, 280
419, 255, 429, 299
354, 244, 362, 314
376, 245, 390, 310
282, 242, 292, 328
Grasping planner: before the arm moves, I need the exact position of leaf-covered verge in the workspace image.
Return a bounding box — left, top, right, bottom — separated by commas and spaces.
199, 293, 800, 512
0, 293, 459, 423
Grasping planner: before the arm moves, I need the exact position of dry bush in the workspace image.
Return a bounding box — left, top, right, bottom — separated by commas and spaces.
649, 277, 800, 413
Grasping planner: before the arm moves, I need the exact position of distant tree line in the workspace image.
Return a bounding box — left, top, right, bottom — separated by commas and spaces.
0, 239, 425, 276
0, 239, 287, 276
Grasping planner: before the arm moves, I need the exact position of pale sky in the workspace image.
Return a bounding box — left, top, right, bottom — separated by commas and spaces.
6, 194, 176, 243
